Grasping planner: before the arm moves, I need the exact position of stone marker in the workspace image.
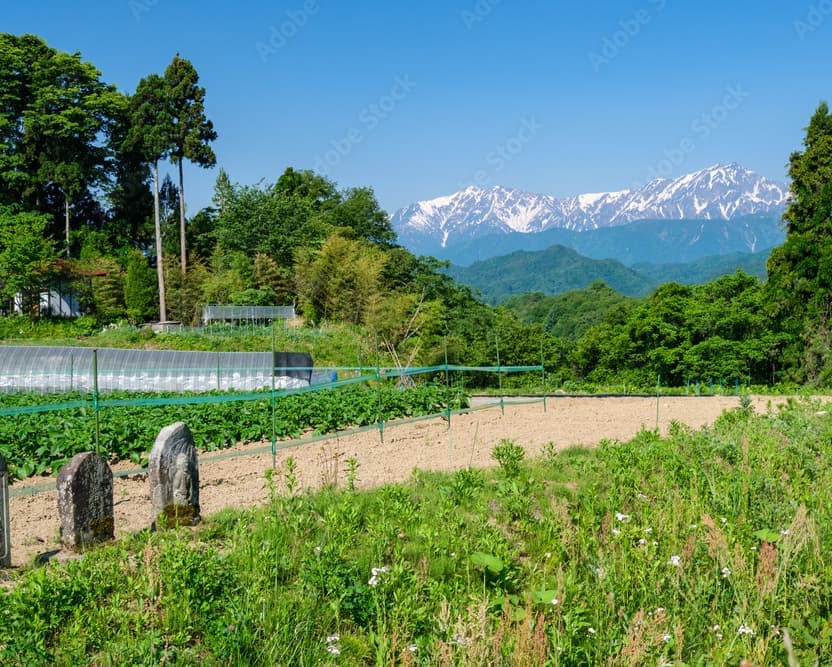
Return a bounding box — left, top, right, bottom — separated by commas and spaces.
1, 455, 10, 567
56, 452, 114, 550
149, 422, 201, 527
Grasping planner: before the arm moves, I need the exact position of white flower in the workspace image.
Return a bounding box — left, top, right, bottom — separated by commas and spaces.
637, 493, 648, 500
689, 524, 698, 530
737, 624, 755, 636
668, 555, 681, 567
663, 633, 671, 643
588, 627, 596, 635
639, 538, 648, 545
721, 566, 731, 578
644, 527, 653, 534
326, 634, 340, 644
781, 529, 790, 536
452, 633, 470, 647
327, 645, 341, 655
551, 597, 560, 605
612, 529, 621, 536
615, 512, 630, 521
656, 607, 665, 614
720, 517, 728, 524
594, 566, 605, 579
544, 551, 552, 558
326, 634, 341, 655
407, 644, 418, 653
368, 566, 390, 587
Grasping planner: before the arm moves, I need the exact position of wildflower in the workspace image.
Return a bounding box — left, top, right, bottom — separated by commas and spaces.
644, 527, 653, 534
407, 644, 418, 653
639, 538, 648, 545
612, 529, 621, 536
326, 634, 341, 655
721, 566, 731, 578
452, 633, 470, 647
781, 529, 790, 536
227, 625, 236, 632
737, 624, 755, 636
637, 493, 648, 500
663, 633, 671, 643
689, 524, 697, 530
368, 566, 390, 587
615, 512, 630, 521
668, 555, 681, 567
544, 551, 552, 558
712, 624, 724, 640
656, 607, 665, 614
314, 545, 322, 554
594, 566, 605, 579
720, 517, 728, 524
551, 597, 560, 606
588, 627, 596, 635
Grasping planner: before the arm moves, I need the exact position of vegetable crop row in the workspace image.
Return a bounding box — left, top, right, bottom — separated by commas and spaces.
0, 383, 466, 480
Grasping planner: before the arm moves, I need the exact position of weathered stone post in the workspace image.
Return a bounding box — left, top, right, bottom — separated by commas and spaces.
149, 422, 201, 528
0, 455, 10, 567
56, 452, 114, 550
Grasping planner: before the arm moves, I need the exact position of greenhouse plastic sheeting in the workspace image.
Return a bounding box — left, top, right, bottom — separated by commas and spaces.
0, 346, 329, 394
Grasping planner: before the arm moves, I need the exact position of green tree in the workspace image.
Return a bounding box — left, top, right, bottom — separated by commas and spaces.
0, 34, 122, 256
0, 206, 55, 305
123, 249, 157, 322
164, 55, 217, 278
767, 101, 832, 383
125, 73, 172, 321
295, 232, 386, 324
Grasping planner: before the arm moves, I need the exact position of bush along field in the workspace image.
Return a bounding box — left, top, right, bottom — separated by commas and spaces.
3, 399, 832, 665
0, 383, 465, 480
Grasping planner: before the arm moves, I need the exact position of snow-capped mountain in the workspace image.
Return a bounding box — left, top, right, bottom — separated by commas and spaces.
392, 164, 788, 251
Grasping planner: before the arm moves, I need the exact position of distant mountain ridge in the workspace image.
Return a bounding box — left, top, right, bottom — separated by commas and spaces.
392, 164, 788, 264
447, 244, 773, 304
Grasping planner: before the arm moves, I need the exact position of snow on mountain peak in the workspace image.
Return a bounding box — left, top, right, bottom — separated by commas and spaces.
391, 165, 788, 248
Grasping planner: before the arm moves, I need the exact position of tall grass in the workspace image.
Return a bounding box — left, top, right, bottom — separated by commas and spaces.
2, 398, 831, 665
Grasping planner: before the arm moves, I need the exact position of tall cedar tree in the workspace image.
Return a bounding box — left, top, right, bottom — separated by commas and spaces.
125, 74, 171, 321
767, 102, 832, 383
164, 55, 217, 278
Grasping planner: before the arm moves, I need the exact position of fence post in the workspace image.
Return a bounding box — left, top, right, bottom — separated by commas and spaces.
496, 335, 504, 416
93, 348, 100, 456
0, 455, 9, 568
271, 324, 277, 471
541, 340, 547, 413
444, 338, 451, 428
655, 374, 660, 431
375, 336, 384, 444
216, 351, 221, 391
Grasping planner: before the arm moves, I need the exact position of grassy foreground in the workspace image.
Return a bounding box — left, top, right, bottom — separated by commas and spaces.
3, 399, 832, 665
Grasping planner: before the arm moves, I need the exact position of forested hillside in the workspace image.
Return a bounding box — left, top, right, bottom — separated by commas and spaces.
1, 34, 830, 387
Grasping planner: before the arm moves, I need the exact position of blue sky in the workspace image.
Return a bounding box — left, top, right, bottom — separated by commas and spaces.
5, 1, 831, 213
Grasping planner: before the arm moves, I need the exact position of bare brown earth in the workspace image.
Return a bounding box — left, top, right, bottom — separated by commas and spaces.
4, 395, 790, 569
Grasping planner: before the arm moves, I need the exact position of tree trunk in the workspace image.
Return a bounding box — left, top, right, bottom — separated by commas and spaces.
153, 161, 167, 322
64, 195, 70, 259
178, 158, 187, 278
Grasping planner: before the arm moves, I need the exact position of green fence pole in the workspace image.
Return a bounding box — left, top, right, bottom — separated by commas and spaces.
496, 335, 504, 416
93, 348, 100, 456
444, 338, 451, 428
271, 323, 277, 470
375, 336, 383, 444
655, 373, 660, 431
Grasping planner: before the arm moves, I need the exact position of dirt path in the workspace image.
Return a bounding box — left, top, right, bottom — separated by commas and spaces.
5, 395, 786, 569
